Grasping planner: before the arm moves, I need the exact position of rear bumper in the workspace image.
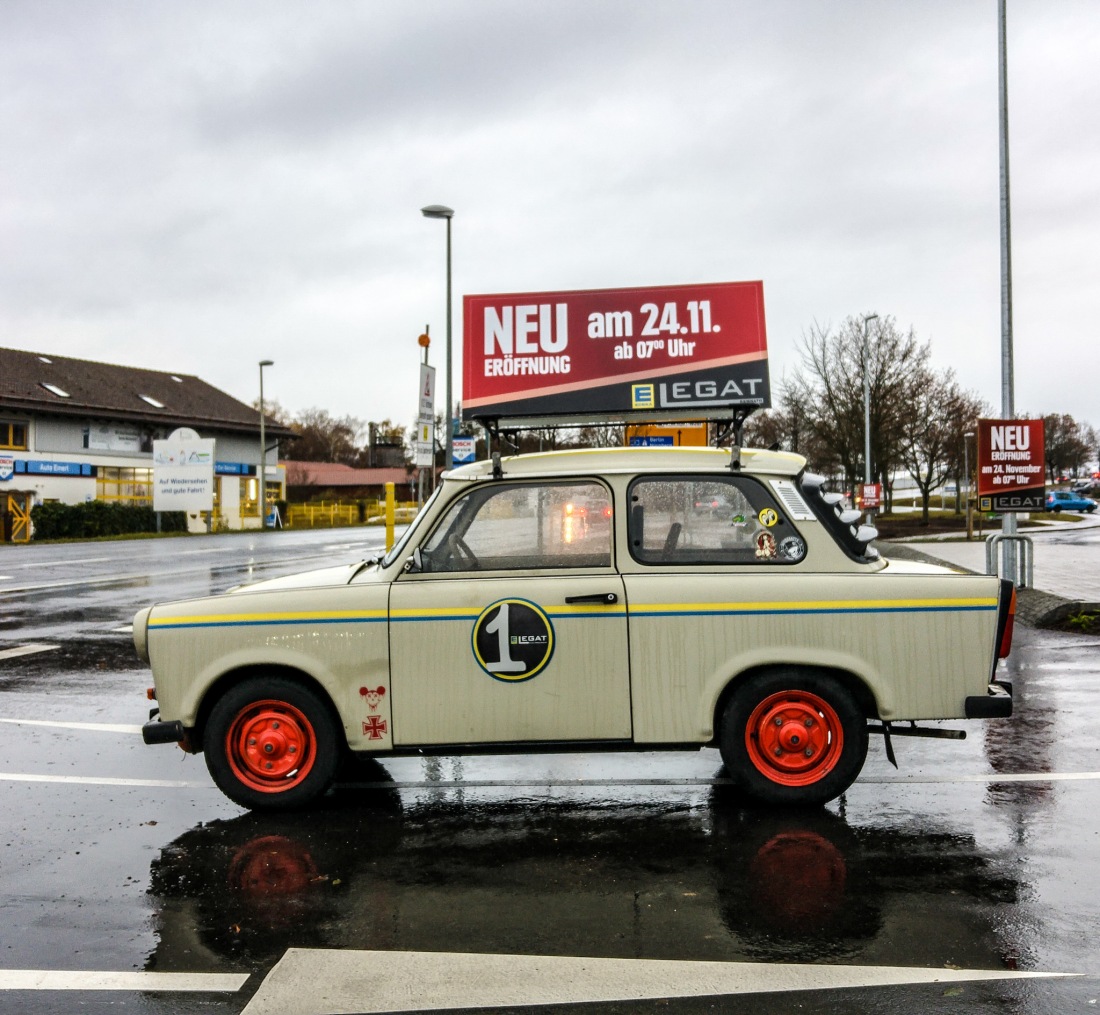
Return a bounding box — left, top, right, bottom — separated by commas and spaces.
965, 680, 1013, 719
143, 718, 185, 745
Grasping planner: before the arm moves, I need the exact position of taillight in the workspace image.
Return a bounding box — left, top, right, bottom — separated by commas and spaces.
998, 582, 1017, 659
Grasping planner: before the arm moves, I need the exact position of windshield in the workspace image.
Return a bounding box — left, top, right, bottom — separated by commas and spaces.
381, 485, 444, 568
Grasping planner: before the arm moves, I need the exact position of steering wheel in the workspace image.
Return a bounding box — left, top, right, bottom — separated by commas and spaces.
447, 534, 479, 570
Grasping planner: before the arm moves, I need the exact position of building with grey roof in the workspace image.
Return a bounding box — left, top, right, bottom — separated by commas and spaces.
0, 346, 292, 539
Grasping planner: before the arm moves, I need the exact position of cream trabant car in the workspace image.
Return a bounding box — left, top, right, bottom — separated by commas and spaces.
136, 446, 1015, 810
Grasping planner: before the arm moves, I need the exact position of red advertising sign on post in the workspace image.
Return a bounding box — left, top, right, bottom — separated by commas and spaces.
860, 483, 882, 509
462, 281, 770, 423
976, 419, 1046, 512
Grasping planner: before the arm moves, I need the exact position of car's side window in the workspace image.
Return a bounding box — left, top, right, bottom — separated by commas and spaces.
419, 481, 613, 573
628, 476, 806, 565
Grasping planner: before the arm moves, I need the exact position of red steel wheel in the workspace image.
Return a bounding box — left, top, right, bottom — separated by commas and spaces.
720, 669, 868, 806
744, 690, 844, 787
205, 677, 342, 810
225, 700, 317, 793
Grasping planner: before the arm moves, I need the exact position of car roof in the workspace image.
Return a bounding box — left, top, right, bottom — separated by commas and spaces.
445, 445, 808, 481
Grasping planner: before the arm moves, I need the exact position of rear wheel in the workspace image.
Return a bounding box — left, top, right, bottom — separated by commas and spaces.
205, 677, 342, 810
720, 669, 868, 806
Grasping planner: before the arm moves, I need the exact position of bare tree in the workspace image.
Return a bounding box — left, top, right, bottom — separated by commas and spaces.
898, 370, 964, 523
287, 408, 366, 464
785, 315, 929, 509
1043, 413, 1093, 481
940, 388, 990, 514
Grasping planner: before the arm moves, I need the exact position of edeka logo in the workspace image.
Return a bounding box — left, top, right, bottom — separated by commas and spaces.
471, 599, 555, 682
631, 384, 655, 410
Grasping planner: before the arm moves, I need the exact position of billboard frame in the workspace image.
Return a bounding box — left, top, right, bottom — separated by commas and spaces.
462, 280, 771, 432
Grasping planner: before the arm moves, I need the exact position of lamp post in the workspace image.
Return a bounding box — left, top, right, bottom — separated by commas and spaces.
421, 204, 454, 470
861, 313, 879, 521
258, 359, 274, 529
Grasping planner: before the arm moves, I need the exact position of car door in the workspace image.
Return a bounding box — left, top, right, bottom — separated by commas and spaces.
388, 479, 630, 746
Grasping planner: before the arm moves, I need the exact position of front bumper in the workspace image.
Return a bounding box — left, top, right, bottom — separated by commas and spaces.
965, 680, 1013, 719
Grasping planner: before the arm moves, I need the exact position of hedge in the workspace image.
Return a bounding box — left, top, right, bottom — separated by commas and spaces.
30, 501, 188, 540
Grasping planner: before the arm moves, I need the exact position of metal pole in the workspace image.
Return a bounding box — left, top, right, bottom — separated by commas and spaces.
444, 215, 453, 471
998, 0, 1018, 573
258, 360, 273, 529
964, 432, 973, 540
421, 205, 455, 471
861, 313, 878, 522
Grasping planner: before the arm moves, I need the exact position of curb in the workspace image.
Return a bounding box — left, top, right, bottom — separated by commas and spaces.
882, 542, 1099, 630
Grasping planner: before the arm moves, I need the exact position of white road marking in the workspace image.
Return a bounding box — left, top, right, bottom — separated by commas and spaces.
242, 949, 1078, 1015
0, 643, 60, 661
0, 773, 203, 788
0, 717, 143, 734
0, 969, 248, 992
345, 772, 1100, 788
1, 736, 1099, 791
19, 556, 114, 568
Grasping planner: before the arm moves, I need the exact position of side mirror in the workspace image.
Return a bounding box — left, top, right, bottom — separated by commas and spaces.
403, 548, 423, 573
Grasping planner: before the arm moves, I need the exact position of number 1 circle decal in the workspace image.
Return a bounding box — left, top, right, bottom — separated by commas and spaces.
472, 599, 555, 682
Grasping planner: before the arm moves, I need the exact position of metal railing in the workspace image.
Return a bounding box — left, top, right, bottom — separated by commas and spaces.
985, 533, 1034, 588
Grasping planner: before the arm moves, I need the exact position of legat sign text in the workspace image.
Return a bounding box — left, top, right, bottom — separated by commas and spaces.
462, 281, 770, 422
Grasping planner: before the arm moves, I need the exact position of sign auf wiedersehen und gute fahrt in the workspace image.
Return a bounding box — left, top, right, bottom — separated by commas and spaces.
152, 428, 215, 513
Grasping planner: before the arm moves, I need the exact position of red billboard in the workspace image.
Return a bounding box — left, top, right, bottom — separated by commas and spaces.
976, 419, 1046, 512
462, 281, 770, 423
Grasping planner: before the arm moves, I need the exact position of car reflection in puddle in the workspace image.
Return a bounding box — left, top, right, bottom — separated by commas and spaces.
146, 766, 1023, 979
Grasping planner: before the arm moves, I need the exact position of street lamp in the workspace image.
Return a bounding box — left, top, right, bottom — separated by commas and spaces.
861, 313, 879, 521
258, 359, 274, 529
421, 204, 454, 470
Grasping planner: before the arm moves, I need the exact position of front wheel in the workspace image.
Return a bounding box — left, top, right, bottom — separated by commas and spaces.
720, 669, 868, 806
204, 677, 342, 810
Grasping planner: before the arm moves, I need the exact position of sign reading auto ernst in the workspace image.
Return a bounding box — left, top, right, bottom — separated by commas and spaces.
462, 281, 770, 422
977, 418, 1046, 512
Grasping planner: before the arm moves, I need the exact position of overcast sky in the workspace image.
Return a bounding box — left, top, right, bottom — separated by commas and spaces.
2, 0, 1097, 437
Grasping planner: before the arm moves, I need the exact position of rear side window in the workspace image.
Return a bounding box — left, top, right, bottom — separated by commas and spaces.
627, 476, 806, 566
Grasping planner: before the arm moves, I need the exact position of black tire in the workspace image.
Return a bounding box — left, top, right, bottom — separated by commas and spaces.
204, 676, 343, 811
719, 669, 868, 806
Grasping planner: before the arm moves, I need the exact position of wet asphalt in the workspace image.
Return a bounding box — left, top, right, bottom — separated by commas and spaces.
1, 528, 1098, 1014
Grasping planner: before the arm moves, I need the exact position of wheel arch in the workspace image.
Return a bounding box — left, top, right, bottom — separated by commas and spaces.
191, 663, 343, 754
713, 663, 879, 741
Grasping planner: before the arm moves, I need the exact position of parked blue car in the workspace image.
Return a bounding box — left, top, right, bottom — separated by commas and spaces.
1045, 490, 1098, 513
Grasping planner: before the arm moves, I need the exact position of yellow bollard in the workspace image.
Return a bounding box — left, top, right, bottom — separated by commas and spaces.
385, 482, 396, 551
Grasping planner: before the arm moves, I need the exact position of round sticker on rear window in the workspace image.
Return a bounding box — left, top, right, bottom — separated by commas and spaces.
778, 536, 806, 562
757, 507, 779, 528
472, 599, 555, 682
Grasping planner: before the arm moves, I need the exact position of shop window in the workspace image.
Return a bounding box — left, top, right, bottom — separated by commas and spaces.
240, 477, 259, 517
96, 467, 153, 505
